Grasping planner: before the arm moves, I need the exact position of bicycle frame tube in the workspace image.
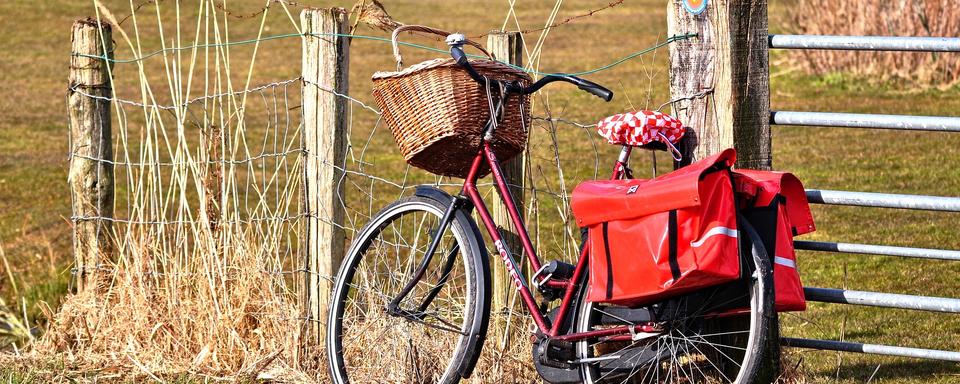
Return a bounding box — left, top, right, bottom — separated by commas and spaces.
461, 141, 637, 339
462, 146, 551, 332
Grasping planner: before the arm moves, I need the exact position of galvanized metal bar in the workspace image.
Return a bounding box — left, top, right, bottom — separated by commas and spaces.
795, 240, 960, 262
769, 34, 960, 52
782, 338, 960, 362
804, 287, 960, 314
805, 189, 960, 212
770, 111, 960, 132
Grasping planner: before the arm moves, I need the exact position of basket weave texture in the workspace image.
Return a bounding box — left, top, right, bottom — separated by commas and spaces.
372, 26, 532, 178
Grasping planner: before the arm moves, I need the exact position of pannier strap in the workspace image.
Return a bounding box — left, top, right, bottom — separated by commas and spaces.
602, 222, 613, 300
668, 210, 680, 281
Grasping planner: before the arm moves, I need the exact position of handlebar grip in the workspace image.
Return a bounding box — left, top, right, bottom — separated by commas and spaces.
450, 45, 469, 66
573, 78, 614, 102
450, 46, 485, 84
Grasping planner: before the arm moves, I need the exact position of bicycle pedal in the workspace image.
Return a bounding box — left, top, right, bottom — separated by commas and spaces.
535, 337, 576, 370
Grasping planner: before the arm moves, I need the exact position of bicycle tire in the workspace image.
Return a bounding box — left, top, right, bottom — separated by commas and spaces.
574, 215, 777, 384
326, 195, 490, 384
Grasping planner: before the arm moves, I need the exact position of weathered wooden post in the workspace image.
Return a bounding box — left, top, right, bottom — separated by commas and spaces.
667, 0, 778, 378
487, 31, 527, 319
68, 19, 114, 292
301, 8, 349, 343
667, 0, 771, 170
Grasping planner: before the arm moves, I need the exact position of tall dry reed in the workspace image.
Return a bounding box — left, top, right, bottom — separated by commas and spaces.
29, 0, 636, 381
34, 0, 312, 380
788, 0, 960, 89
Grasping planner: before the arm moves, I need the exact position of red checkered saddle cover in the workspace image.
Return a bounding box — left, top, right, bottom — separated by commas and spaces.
596, 110, 685, 157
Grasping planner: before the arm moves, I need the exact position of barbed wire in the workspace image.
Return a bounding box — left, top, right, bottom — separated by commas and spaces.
657, 87, 715, 111
68, 78, 301, 111
57, 1, 693, 369
69, 74, 593, 204
471, 0, 626, 39
73, 31, 697, 77
533, 116, 595, 128
71, 149, 302, 167
118, 0, 307, 25
119, 0, 625, 38
301, 78, 382, 114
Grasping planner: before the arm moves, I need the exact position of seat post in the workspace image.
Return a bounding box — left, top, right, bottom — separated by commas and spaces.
611, 145, 633, 180
618, 145, 632, 164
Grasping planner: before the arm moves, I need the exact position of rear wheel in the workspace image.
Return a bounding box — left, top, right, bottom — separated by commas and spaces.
327, 196, 488, 384
575, 217, 776, 384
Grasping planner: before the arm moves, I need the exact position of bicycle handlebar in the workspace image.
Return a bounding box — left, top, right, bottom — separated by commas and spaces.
449, 44, 613, 102
522, 75, 613, 101
450, 45, 485, 84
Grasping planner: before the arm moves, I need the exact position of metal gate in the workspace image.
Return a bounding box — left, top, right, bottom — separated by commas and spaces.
768, 34, 960, 361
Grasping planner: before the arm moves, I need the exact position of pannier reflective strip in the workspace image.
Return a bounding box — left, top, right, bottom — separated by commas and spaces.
774, 256, 797, 269
690, 226, 738, 247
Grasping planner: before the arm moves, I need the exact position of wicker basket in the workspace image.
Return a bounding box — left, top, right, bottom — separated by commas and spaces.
372, 25, 532, 178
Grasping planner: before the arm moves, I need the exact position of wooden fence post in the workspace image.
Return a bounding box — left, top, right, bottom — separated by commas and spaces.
487, 31, 527, 319
667, 1, 778, 379
301, 8, 349, 344
667, 0, 771, 170
68, 19, 114, 292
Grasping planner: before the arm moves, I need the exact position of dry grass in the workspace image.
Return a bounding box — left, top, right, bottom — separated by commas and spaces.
787, 0, 960, 89
21, 0, 575, 381
2, 0, 957, 382
338, 311, 537, 383
0, 243, 36, 354
36, 239, 304, 377
0, 299, 34, 354
27, 0, 312, 380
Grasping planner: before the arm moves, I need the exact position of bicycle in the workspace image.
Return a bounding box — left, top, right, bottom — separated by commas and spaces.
327, 33, 777, 384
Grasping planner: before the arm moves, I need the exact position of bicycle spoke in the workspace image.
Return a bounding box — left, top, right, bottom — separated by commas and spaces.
673, 329, 735, 383
331, 200, 476, 383
580, 276, 764, 383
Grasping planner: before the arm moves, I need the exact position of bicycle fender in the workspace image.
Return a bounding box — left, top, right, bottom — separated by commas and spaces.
413, 185, 474, 211
414, 185, 491, 379
414, 185, 453, 204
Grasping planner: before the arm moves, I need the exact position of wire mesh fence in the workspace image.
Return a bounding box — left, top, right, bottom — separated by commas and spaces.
46, 0, 687, 379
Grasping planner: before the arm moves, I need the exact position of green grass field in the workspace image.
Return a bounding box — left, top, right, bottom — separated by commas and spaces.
1, 0, 959, 382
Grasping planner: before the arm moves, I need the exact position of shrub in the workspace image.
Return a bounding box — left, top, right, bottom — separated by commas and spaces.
788, 0, 960, 89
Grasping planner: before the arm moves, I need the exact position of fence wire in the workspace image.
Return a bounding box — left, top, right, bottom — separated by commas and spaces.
59, 0, 684, 376
66, 69, 629, 371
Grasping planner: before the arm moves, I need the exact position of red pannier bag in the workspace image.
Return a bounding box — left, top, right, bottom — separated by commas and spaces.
733, 170, 816, 312
571, 149, 741, 307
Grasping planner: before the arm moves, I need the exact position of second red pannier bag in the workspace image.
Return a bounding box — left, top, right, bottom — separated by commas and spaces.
734, 170, 816, 312
571, 149, 741, 307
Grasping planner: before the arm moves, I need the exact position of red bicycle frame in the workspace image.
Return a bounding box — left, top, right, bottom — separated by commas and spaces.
460, 140, 644, 342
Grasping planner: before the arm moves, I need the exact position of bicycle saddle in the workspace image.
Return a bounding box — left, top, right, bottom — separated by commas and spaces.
596, 110, 685, 159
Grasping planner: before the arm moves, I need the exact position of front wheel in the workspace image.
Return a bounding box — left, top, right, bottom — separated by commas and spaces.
327, 196, 490, 384
575, 217, 777, 384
